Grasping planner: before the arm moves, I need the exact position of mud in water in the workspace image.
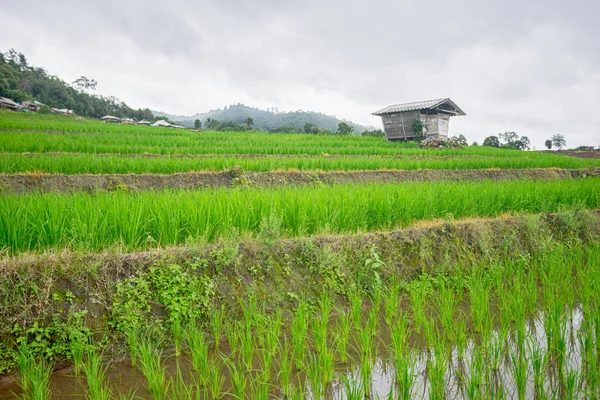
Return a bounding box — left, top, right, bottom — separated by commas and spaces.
0, 301, 591, 399
1, 168, 598, 194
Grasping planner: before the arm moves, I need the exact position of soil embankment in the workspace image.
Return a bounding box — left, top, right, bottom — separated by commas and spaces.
1, 167, 599, 193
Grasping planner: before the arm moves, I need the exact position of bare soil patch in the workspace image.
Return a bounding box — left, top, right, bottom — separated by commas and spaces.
0, 168, 598, 194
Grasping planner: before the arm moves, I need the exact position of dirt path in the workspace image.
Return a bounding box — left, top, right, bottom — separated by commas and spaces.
0, 168, 598, 194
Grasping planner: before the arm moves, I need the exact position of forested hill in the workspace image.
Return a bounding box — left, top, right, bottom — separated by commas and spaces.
154, 104, 371, 133
0, 49, 154, 121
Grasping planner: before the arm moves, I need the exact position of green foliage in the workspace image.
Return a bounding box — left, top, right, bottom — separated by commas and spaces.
412, 119, 425, 141
111, 264, 215, 332
451, 134, 468, 146
0, 49, 154, 120
361, 129, 385, 137
193, 119, 201, 129
545, 139, 552, 150
357, 245, 385, 297
38, 105, 51, 114
551, 134, 567, 150
336, 122, 354, 135
483, 135, 500, 148
499, 132, 530, 150
157, 103, 369, 132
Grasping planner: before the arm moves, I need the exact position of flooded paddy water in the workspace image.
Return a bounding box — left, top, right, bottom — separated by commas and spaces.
2, 258, 598, 400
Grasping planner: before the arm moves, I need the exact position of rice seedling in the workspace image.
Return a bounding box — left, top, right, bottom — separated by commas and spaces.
426, 325, 448, 400
384, 280, 402, 328
206, 359, 225, 399
334, 306, 350, 363
171, 315, 184, 357
81, 346, 112, 400
223, 357, 246, 400
277, 338, 293, 398
136, 336, 170, 400
16, 343, 52, 400
341, 374, 364, 400
291, 300, 309, 369
306, 354, 324, 400
209, 306, 225, 352
509, 348, 528, 400
239, 320, 255, 372
390, 314, 415, 400
185, 327, 209, 386
465, 344, 485, 400
436, 280, 458, 341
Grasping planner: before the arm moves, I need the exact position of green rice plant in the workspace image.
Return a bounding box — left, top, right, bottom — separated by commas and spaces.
16, 343, 52, 400
384, 279, 402, 328
123, 326, 139, 367
455, 313, 468, 361
171, 315, 184, 357
291, 300, 309, 369
341, 374, 364, 400
306, 354, 324, 400
509, 349, 528, 400
69, 331, 87, 377
334, 307, 350, 363
427, 326, 448, 400
349, 289, 363, 331
81, 347, 112, 400
409, 283, 428, 334
6, 111, 588, 159
564, 366, 580, 400
248, 370, 270, 400
207, 359, 225, 400
277, 338, 293, 398
390, 313, 415, 400
168, 365, 201, 400
4, 179, 600, 254
468, 275, 491, 336
210, 306, 225, 352
436, 280, 458, 341
136, 337, 170, 400
223, 357, 247, 400
465, 344, 484, 400
239, 320, 254, 372
226, 323, 240, 359
357, 309, 377, 398
185, 327, 209, 386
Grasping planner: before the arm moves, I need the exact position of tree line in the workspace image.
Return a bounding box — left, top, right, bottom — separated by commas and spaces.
0, 49, 155, 121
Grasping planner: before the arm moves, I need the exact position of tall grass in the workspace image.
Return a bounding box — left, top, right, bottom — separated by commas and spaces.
2, 179, 599, 254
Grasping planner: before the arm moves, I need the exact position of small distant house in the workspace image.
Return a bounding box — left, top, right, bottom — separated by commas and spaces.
120, 117, 135, 124
52, 108, 75, 116
0, 97, 19, 111
372, 98, 465, 141
151, 120, 173, 128
137, 119, 151, 125
21, 100, 44, 112
101, 115, 121, 123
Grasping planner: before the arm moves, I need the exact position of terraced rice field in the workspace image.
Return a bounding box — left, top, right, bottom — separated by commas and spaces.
0, 111, 599, 399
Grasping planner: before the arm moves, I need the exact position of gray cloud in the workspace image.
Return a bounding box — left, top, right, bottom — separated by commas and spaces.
1, 0, 599, 147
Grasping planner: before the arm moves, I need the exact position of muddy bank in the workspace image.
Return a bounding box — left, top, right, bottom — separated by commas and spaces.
2, 167, 599, 193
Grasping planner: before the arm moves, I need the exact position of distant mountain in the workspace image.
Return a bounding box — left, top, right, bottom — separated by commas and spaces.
153, 104, 372, 133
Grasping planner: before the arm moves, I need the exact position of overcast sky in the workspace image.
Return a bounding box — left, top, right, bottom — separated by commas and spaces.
2, 0, 599, 148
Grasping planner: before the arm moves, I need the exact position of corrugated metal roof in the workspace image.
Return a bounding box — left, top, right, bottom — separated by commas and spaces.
372, 98, 465, 116
0, 97, 19, 107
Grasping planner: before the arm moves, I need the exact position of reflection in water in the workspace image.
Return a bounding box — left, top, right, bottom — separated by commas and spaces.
0, 305, 592, 399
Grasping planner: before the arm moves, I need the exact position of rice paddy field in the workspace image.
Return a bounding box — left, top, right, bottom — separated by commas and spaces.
1, 111, 599, 399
